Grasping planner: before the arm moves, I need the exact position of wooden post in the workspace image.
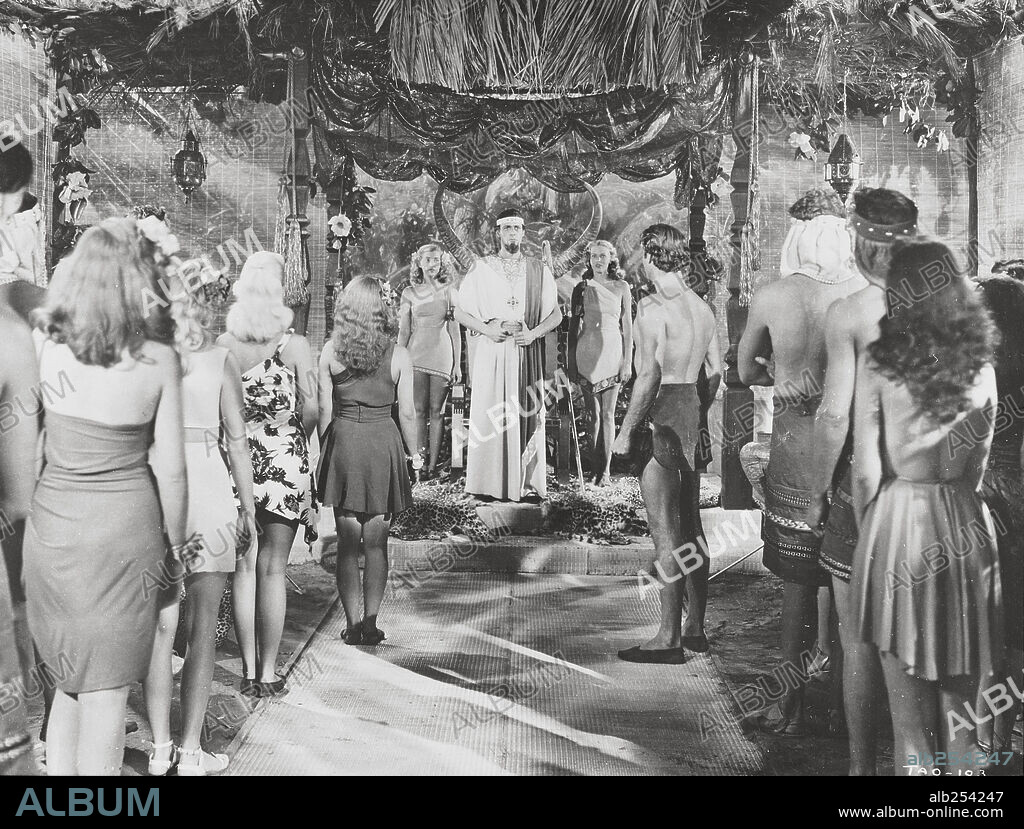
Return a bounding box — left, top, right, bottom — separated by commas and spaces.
965, 58, 979, 279
285, 47, 313, 336
722, 56, 757, 510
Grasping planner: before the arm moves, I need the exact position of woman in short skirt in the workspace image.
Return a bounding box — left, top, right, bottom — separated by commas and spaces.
317, 276, 419, 646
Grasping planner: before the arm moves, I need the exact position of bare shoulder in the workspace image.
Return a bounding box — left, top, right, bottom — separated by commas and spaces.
282, 332, 312, 359
216, 331, 236, 349
140, 340, 181, 375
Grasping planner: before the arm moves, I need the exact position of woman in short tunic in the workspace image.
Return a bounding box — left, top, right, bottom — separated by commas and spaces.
568, 241, 633, 485
398, 244, 461, 479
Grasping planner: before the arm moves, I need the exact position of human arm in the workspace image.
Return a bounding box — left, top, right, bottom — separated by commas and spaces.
611, 305, 662, 455
454, 265, 508, 343
317, 344, 334, 441
287, 334, 318, 440
619, 282, 634, 383
393, 346, 420, 462
513, 305, 563, 347
220, 351, 257, 547
737, 290, 773, 387
808, 301, 858, 524
851, 369, 883, 526
149, 346, 188, 550
448, 286, 463, 383
704, 323, 723, 404
397, 289, 413, 349
0, 318, 39, 523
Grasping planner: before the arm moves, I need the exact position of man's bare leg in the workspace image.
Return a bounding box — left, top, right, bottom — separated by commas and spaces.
679, 470, 709, 645
639, 457, 685, 649
833, 575, 880, 775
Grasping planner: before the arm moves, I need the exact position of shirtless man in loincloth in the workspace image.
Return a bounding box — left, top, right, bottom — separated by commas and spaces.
612, 224, 721, 663
738, 188, 865, 735
807, 187, 919, 774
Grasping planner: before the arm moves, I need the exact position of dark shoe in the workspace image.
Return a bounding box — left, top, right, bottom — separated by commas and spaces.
341, 622, 363, 646
240, 678, 260, 697
681, 634, 709, 653
257, 675, 287, 697
617, 645, 687, 664
361, 626, 386, 646
754, 711, 808, 737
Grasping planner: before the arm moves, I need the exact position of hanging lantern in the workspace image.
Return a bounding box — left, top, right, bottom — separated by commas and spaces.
172, 128, 206, 202
823, 134, 861, 201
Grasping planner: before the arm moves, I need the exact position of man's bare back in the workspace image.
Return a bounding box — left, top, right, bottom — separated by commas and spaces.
740, 274, 866, 394
635, 287, 716, 384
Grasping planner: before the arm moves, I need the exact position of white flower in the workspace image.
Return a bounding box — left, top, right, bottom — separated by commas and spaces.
158, 234, 180, 257
138, 215, 170, 243
66, 171, 89, 190
58, 183, 91, 204
329, 213, 352, 237
787, 131, 816, 160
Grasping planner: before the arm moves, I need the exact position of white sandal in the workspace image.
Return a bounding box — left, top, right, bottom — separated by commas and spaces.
177, 746, 229, 776
147, 740, 178, 776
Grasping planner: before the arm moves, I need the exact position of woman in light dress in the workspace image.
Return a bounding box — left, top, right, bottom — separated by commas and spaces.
25, 219, 187, 775
144, 260, 257, 776
568, 240, 633, 485
217, 252, 317, 698
398, 244, 461, 479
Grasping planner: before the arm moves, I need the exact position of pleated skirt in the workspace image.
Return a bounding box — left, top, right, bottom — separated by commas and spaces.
852, 478, 1004, 682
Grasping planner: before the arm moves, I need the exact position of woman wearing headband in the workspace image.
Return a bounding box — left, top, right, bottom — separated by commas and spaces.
398, 244, 462, 479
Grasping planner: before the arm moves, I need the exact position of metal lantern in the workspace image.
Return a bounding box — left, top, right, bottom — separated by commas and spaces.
172, 128, 207, 202
824, 134, 861, 201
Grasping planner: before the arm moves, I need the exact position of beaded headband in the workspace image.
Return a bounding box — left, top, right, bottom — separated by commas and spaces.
849, 210, 917, 243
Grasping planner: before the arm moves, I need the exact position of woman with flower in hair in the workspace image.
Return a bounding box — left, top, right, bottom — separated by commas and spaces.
217, 251, 317, 698
568, 240, 633, 485
854, 239, 1001, 773
397, 244, 461, 479
24, 218, 187, 775
317, 276, 418, 646
143, 246, 257, 776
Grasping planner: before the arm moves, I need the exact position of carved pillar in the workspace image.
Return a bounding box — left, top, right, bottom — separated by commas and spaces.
284, 48, 313, 336
722, 56, 758, 509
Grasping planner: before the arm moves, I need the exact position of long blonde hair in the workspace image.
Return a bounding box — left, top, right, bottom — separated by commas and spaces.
332, 275, 398, 376
164, 270, 218, 373
225, 251, 293, 342
35, 218, 174, 366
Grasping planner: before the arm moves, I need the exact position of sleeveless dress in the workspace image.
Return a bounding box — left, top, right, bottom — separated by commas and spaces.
405, 285, 456, 380
317, 344, 412, 516
182, 347, 239, 574
24, 398, 165, 693
852, 378, 1003, 682
573, 279, 623, 394
242, 331, 317, 544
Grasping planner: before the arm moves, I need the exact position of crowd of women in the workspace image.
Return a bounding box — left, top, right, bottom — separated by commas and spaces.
1, 133, 1021, 777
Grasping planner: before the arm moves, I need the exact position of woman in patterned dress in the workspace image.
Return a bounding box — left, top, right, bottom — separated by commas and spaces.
398, 244, 461, 479
217, 252, 317, 697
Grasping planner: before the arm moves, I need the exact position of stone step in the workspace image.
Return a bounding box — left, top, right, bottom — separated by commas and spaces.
292, 508, 768, 578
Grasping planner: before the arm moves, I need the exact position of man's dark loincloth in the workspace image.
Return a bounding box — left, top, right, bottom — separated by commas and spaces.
648, 383, 701, 472
819, 434, 857, 583
762, 392, 828, 587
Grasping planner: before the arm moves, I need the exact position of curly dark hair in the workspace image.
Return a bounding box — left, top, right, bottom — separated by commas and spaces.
868, 240, 995, 424
789, 187, 846, 220
641, 223, 687, 273
977, 275, 1024, 435
332, 275, 399, 376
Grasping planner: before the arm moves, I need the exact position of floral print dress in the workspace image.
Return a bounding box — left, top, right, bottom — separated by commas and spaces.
242, 331, 318, 544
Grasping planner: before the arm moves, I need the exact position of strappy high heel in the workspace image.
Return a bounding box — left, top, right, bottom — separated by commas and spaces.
147, 740, 178, 776
177, 746, 229, 776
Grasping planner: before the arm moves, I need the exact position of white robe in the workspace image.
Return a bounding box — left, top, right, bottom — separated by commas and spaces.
458, 256, 557, 500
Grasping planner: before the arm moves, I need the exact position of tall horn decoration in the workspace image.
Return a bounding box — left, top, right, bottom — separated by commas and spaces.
552, 182, 603, 277
433, 181, 477, 272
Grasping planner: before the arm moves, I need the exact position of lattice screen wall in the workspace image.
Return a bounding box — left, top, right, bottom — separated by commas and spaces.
80, 91, 332, 346
977, 36, 1024, 273
0, 31, 54, 232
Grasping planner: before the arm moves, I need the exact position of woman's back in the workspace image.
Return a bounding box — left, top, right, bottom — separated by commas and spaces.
332, 344, 396, 411
875, 365, 996, 486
